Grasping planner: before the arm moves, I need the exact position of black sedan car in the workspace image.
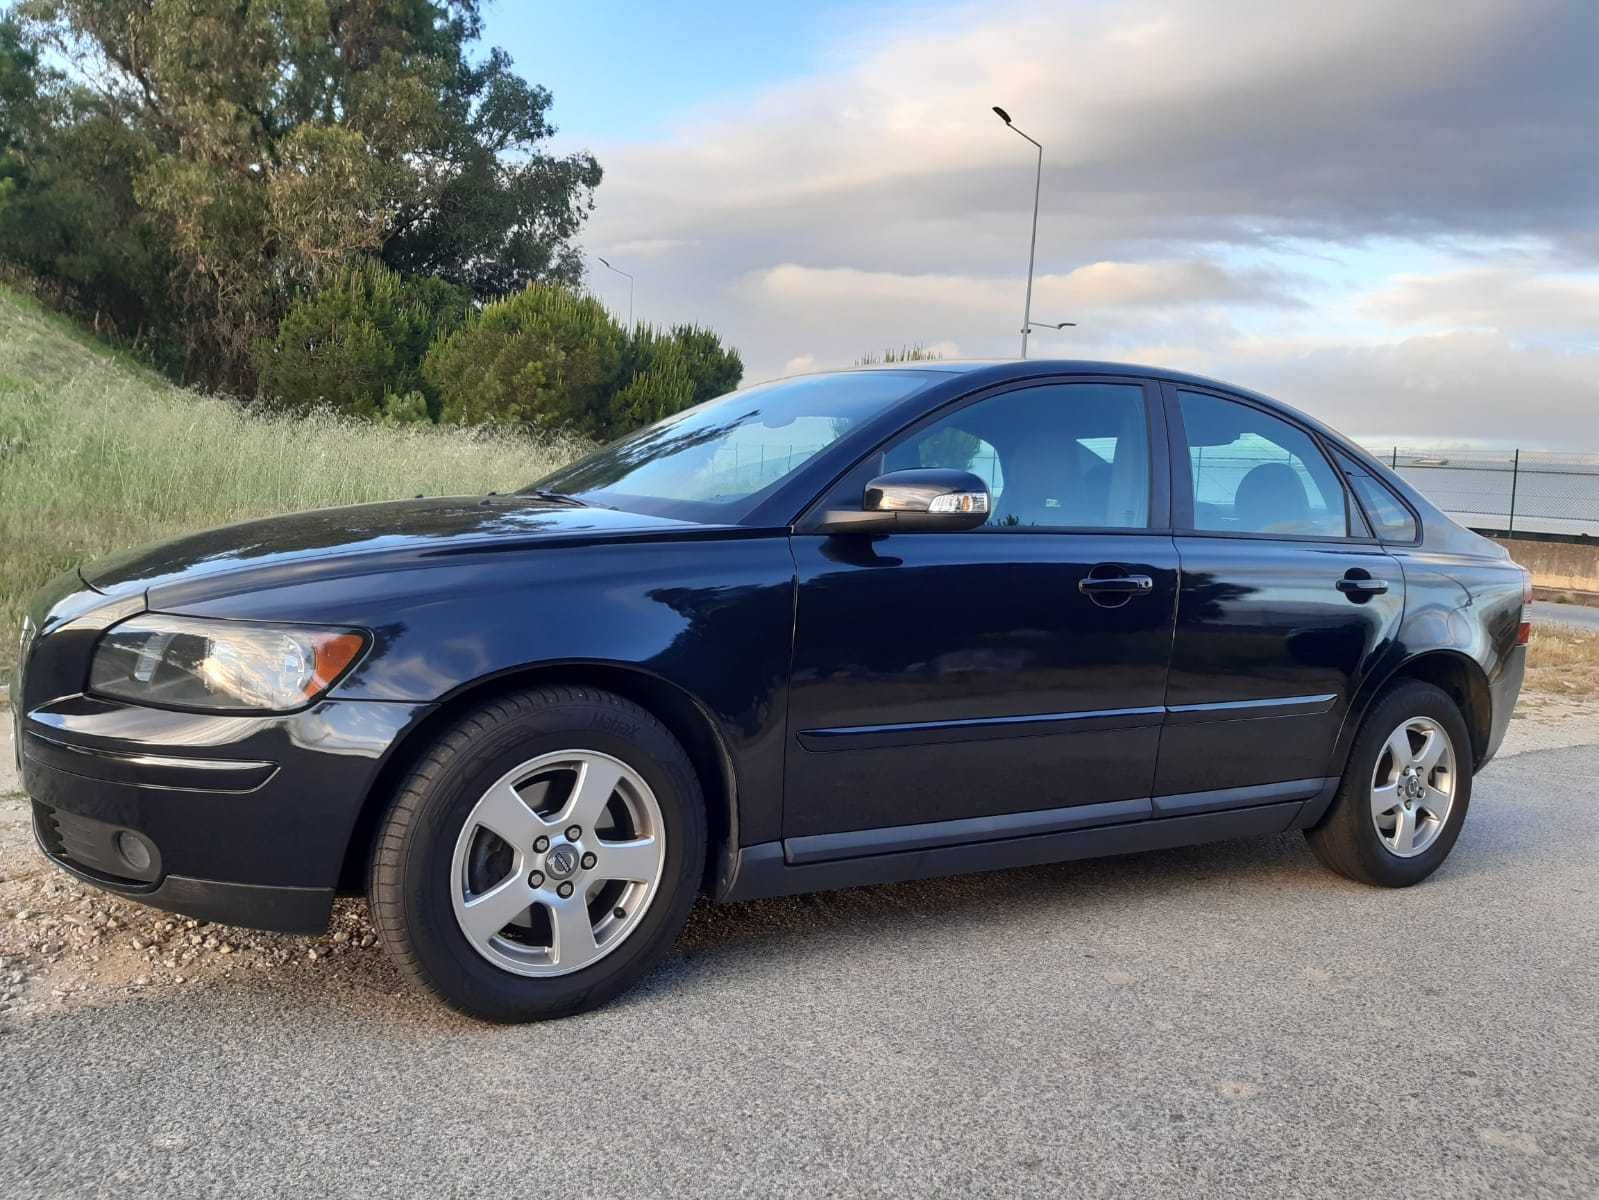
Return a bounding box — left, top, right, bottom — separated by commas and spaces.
13, 361, 1528, 1020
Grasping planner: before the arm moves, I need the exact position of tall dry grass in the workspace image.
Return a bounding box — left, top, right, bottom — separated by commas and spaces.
0, 287, 585, 673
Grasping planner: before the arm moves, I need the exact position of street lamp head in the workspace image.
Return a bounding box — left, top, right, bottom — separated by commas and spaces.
597, 256, 612, 269
991, 105, 1012, 125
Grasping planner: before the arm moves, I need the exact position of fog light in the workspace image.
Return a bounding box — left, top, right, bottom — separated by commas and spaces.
115, 830, 154, 874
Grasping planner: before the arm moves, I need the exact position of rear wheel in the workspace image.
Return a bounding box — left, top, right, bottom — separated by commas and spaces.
369, 686, 706, 1021
1305, 680, 1473, 887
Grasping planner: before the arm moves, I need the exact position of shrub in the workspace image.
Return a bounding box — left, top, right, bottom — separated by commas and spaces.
425, 284, 742, 439
612, 348, 696, 430
656, 324, 743, 404
425, 284, 626, 435
855, 345, 943, 365
256, 260, 469, 420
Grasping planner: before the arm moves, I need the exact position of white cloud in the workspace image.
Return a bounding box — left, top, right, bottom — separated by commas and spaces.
1232, 331, 1599, 450
601, 238, 695, 259
571, 0, 1599, 445
1360, 267, 1599, 337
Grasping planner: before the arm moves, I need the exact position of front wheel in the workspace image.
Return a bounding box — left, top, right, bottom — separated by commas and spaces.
1305, 680, 1473, 887
368, 686, 706, 1021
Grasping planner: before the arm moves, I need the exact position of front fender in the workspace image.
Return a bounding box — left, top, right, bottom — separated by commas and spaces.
156, 534, 799, 845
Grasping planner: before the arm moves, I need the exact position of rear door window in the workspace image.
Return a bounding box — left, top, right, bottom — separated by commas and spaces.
1177, 390, 1351, 537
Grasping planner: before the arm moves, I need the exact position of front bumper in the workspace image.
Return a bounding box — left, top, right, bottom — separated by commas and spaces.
12, 570, 435, 933
32, 799, 335, 932
18, 694, 429, 931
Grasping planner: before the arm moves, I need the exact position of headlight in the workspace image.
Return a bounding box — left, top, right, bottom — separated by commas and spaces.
89, 615, 366, 713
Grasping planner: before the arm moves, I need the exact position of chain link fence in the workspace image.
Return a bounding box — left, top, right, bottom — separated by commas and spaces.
1362, 447, 1599, 539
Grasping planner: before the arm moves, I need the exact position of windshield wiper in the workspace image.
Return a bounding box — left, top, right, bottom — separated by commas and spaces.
519, 489, 589, 508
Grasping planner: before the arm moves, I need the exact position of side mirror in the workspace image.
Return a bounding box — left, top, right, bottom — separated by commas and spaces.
814, 469, 991, 535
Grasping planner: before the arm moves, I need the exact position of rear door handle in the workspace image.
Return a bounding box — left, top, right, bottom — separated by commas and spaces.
1336, 577, 1389, 596
1078, 575, 1154, 596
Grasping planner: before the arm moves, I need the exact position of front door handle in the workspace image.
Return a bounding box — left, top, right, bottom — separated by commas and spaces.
1336, 576, 1389, 598
1078, 575, 1154, 597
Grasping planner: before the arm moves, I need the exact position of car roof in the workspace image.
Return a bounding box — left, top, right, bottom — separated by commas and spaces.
803, 358, 1277, 400
966, 358, 1274, 393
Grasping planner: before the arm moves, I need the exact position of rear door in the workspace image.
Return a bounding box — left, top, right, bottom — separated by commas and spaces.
782, 377, 1179, 846
1154, 384, 1403, 806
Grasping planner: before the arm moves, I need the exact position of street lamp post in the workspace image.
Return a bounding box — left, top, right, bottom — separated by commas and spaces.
596, 256, 635, 328
992, 106, 1068, 358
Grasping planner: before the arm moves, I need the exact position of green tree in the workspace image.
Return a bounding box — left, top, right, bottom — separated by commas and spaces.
425, 284, 627, 436
656, 324, 744, 404
256, 259, 469, 420
612, 347, 697, 430
0, 24, 175, 353
424, 283, 744, 438
15, 0, 601, 390
0, 18, 48, 159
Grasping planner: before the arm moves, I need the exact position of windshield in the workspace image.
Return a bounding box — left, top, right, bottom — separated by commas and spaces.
528, 370, 939, 522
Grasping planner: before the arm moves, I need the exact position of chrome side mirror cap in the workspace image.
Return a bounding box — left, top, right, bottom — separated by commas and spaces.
813, 469, 992, 534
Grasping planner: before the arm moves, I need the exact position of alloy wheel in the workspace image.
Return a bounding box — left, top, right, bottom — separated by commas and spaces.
1369, 715, 1456, 858
449, 750, 666, 976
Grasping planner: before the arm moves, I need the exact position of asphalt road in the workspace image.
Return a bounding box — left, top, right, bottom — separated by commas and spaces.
3, 720, 1597, 1199
1532, 598, 1599, 631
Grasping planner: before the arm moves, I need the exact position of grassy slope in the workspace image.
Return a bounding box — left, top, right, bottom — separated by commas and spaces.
0, 285, 583, 675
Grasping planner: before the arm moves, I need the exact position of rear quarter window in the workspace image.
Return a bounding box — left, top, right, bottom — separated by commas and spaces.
1336, 451, 1419, 542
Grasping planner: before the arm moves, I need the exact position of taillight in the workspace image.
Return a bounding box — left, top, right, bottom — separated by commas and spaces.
1517, 565, 1532, 645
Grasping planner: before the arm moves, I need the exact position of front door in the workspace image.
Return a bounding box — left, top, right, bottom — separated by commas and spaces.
1153, 385, 1404, 802
783, 378, 1178, 844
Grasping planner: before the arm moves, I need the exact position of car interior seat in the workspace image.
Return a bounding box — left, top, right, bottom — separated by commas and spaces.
1234, 461, 1311, 532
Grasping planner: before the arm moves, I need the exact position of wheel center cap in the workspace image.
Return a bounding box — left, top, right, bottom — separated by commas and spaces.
545, 843, 580, 880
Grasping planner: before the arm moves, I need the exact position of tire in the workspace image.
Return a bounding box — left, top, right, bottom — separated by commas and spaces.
368, 686, 706, 1021
1305, 680, 1473, 887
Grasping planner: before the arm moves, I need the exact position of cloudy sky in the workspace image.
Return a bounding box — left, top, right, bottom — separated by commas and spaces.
492, 0, 1599, 449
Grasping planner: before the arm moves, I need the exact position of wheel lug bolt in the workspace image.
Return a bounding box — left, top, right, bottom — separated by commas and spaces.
565, 825, 582, 841
581, 851, 597, 869
528, 870, 545, 888
557, 881, 574, 899
533, 835, 550, 853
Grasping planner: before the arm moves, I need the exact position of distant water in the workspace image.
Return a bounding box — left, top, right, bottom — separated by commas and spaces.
1371, 449, 1599, 537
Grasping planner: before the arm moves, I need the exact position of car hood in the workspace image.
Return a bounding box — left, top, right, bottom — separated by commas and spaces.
81, 496, 709, 599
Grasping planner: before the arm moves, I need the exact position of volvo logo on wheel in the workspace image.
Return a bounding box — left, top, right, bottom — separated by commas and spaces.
545, 843, 580, 880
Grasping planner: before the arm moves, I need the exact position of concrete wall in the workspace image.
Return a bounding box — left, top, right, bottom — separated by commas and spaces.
1498, 537, 1599, 596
